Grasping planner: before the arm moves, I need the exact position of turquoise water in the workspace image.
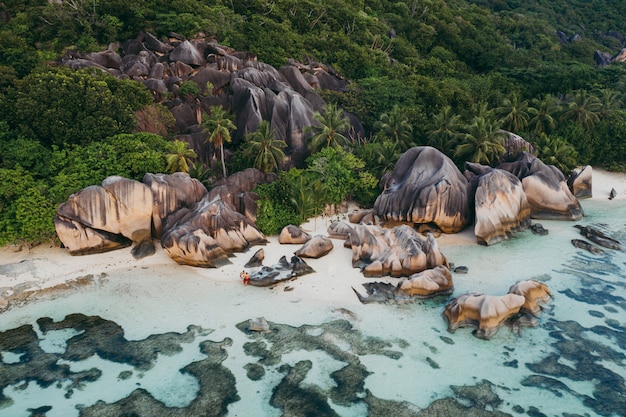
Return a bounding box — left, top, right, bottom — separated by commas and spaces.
1, 198, 625, 416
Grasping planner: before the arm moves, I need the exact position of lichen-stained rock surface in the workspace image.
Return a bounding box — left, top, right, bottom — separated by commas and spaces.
247, 255, 315, 287
143, 172, 207, 238
349, 224, 448, 277
498, 153, 583, 220
374, 146, 471, 233
294, 235, 334, 259
442, 292, 526, 339
55, 176, 154, 257
161, 197, 267, 267
278, 225, 311, 245
465, 163, 531, 246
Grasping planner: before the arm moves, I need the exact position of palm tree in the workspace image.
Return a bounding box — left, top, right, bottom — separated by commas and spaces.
560, 90, 601, 131
454, 116, 507, 165
165, 139, 197, 174
375, 105, 414, 150
373, 138, 401, 175
494, 92, 531, 133
597, 88, 623, 118
202, 105, 236, 178
427, 105, 463, 155
306, 103, 351, 153
244, 121, 287, 173
528, 94, 560, 135
534, 133, 579, 174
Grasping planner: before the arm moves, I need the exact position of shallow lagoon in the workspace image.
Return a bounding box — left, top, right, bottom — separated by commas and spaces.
1, 198, 625, 417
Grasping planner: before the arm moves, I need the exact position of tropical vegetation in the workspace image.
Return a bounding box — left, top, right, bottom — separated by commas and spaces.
1, 0, 626, 242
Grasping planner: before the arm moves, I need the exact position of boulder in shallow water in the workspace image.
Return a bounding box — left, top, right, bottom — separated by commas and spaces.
374, 146, 470, 233
443, 292, 526, 339
507, 280, 552, 316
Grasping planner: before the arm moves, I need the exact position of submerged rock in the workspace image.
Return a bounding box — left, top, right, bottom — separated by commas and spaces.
374, 146, 471, 233
574, 224, 623, 250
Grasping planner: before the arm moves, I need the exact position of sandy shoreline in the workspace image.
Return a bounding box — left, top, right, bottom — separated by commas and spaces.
1, 167, 625, 315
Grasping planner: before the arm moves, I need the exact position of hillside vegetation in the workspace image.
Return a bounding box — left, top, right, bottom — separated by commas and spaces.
1, 0, 625, 244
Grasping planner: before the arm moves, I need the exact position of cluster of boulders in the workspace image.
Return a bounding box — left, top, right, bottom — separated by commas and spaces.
55, 168, 274, 266
374, 146, 587, 246
62, 32, 358, 168
443, 280, 552, 339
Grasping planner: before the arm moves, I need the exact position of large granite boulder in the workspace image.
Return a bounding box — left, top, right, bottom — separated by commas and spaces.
55, 176, 154, 258
374, 146, 471, 233
498, 153, 583, 220
396, 265, 454, 298
278, 225, 311, 245
294, 235, 334, 258
443, 293, 526, 339
507, 280, 552, 316
465, 163, 531, 246
247, 255, 315, 287
349, 224, 448, 277
567, 165, 592, 199
160, 197, 267, 267
142, 172, 207, 238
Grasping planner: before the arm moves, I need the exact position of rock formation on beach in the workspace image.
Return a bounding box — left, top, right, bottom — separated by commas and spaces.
567, 165, 592, 199
348, 224, 448, 277
55, 169, 272, 266
465, 163, 531, 246
374, 146, 471, 233
498, 152, 583, 220
278, 225, 311, 245
294, 235, 334, 259
246, 255, 315, 287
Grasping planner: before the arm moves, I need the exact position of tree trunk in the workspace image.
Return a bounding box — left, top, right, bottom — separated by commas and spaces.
220, 144, 227, 178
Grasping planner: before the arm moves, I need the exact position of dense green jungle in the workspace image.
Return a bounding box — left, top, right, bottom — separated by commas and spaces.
1, 0, 625, 245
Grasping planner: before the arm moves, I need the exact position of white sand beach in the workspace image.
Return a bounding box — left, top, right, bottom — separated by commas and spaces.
0, 166, 624, 315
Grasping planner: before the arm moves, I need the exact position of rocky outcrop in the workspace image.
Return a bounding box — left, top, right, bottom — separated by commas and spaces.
374, 146, 471, 233
498, 152, 583, 220
327, 221, 353, 240
567, 165, 592, 199
443, 293, 526, 339
465, 163, 531, 245
349, 224, 447, 277
55, 176, 155, 258
161, 197, 267, 267
278, 225, 311, 245
294, 235, 334, 258
507, 280, 552, 316
61, 33, 358, 168
143, 172, 207, 238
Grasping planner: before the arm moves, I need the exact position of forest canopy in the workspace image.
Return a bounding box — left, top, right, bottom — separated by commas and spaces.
1, 0, 625, 244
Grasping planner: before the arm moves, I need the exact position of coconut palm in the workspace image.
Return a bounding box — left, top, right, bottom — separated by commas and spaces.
375, 105, 414, 150
202, 105, 236, 178
494, 92, 531, 133
528, 94, 560, 135
372, 138, 401, 175
244, 121, 287, 173
454, 116, 507, 165
533, 133, 579, 174
560, 90, 601, 131
306, 103, 351, 153
427, 105, 463, 155
165, 139, 197, 174
597, 88, 623, 118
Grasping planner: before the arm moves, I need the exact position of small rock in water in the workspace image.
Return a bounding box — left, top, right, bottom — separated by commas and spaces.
248, 317, 270, 332
453, 266, 469, 274
609, 188, 617, 200
530, 223, 549, 236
